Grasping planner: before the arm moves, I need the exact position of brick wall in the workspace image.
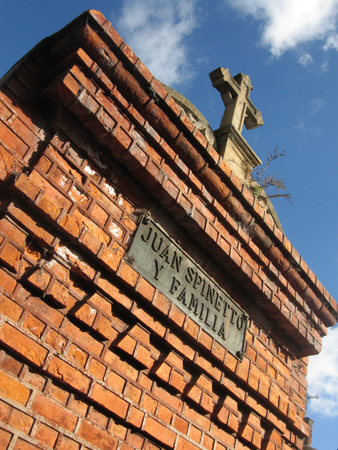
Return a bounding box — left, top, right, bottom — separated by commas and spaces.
0, 10, 336, 450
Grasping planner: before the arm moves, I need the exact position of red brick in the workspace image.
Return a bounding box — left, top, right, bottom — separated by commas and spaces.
135, 343, 152, 368
143, 417, 176, 447
69, 397, 88, 417
7, 407, 34, 434
78, 420, 118, 450
47, 356, 91, 394
0, 428, 12, 448
22, 314, 45, 337
104, 350, 138, 381
0, 242, 22, 272
32, 394, 77, 432
88, 408, 109, 428
0, 121, 28, 158
116, 333, 137, 355
170, 370, 186, 393
186, 384, 202, 404
118, 261, 139, 287
63, 320, 103, 356
212, 424, 235, 448
79, 229, 101, 254
58, 213, 82, 238
183, 317, 199, 340
13, 438, 40, 450
36, 193, 61, 220
177, 436, 202, 450
128, 406, 144, 428
181, 404, 210, 431
48, 279, 69, 307
0, 294, 23, 321
95, 314, 113, 340
74, 302, 97, 326
68, 344, 88, 368
14, 173, 40, 201
153, 361, 171, 383
27, 268, 51, 292
0, 369, 30, 405
88, 358, 106, 380
97, 276, 133, 310
0, 268, 16, 293
166, 331, 195, 360
34, 423, 58, 447
57, 435, 80, 450
173, 415, 189, 434
157, 404, 173, 424
16, 287, 64, 327
45, 330, 66, 354
136, 277, 156, 301
132, 304, 166, 338
125, 382, 142, 403
99, 244, 124, 273
0, 323, 48, 367
1, 353, 23, 378
106, 370, 126, 393
0, 399, 12, 423
22, 368, 46, 392
91, 383, 129, 419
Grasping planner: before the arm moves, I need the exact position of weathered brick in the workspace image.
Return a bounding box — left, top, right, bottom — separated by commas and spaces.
63, 320, 104, 356
0, 242, 22, 272
27, 268, 52, 292
0, 369, 31, 405
13, 438, 40, 450
48, 279, 69, 307
90, 383, 129, 419
32, 394, 77, 432
128, 405, 144, 428
47, 356, 91, 394
0, 268, 16, 293
68, 344, 88, 368
57, 435, 81, 450
99, 244, 124, 272
22, 314, 45, 338
74, 302, 97, 326
0, 121, 28, 158
78, 419, 118, 450
0, 427, 12, 448
35, 423, 59, 447
95, 314, 113, 340
7, 407, 34, 434
143, 417, 176, 447
0, 323, 48, 367
0, 294, 23, 321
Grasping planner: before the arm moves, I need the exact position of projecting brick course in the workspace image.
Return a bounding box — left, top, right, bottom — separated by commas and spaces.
0, 9, 336, 450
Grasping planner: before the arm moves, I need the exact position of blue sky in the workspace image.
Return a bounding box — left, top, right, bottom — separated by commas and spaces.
1, 1, 337, 448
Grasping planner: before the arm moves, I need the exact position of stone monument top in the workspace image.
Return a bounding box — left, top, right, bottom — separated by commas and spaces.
209, 67, 264, 134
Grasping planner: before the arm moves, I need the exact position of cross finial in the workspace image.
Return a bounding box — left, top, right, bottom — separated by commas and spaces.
209, 67, 263, 134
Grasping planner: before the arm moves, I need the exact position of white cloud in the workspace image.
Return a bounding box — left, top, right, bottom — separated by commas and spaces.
115, 0, 198, 87
226, 0, 338, 57
324, 32, 338, 50
321, 58, 330, 72
307, 326, 338, 417
311, 98, 325, 114
299, 53, 313, 66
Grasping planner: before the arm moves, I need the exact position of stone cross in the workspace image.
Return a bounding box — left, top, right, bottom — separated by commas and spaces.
209, 67, 263, 134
